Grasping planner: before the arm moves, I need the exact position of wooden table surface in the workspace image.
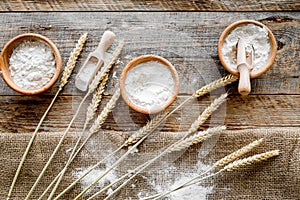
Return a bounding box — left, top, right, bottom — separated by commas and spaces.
0, 1, 299, 200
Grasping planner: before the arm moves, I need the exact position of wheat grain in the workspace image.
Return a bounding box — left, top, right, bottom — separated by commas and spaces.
169, 126, 226, 153
220, 150, 280, 172
214, 138, 264, 168
59, 33, 88, 89
193, 74, 238, 98
188, 93, 228, 134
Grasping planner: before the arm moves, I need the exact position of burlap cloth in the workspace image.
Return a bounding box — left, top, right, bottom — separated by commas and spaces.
0, 128, 299, 199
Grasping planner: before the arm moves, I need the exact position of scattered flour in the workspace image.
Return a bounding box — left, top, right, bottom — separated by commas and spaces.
72, 166, 118, 195
221, 23, 271, 71
124, 61, 175, 112
140, 161, 213, 200
9, 40, 56, 90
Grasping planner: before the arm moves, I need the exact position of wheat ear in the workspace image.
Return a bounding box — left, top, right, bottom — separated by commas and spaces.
40, 43, 123, 199
188, 93, 228, 133
220, 150, 280, 172
7, 33, 87, 200
124, 113, 167, 146
214, 138, 264, 168
86, 74, 109, 123
169, 126, 226, 153
193, 74, 238, 98
59, 33, 88, 89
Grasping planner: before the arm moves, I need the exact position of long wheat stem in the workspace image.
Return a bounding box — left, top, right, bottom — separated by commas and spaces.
6, 33, 87, 200
45, 42, 123, 199
25, 92, 89, 200
46, 76, 109, 200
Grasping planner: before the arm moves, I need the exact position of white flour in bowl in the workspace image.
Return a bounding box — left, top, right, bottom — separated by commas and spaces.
124, 61, 175, 112
9, 40, 56, 90
221, 23, 271, 72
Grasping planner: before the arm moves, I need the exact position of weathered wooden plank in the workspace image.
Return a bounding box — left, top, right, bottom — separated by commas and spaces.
0, 95, 299, 134
0, 0, 299, 11
0, 12, 299, 96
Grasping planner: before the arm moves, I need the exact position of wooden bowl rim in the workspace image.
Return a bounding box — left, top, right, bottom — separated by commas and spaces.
0, 33, 62, 95
218, 20, 277, 78
120, 55, 180, 114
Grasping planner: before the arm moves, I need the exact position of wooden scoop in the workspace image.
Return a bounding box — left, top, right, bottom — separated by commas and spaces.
75, 31, 115, 91
236, 38, 253, 95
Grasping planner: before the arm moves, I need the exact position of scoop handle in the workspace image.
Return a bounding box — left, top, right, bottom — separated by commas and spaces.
237, 63, 251, 95
96, 31, 116, 59
0, 56, 3, 72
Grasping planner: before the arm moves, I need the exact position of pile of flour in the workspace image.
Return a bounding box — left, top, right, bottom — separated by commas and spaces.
9, 40, 56, 90
221, 23, 271, 71
124, 61, 175, 112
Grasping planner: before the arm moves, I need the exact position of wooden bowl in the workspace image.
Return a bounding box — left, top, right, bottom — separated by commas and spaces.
0, 33, 62, 95
120, 55, 180, 114
218, 20, 277, 79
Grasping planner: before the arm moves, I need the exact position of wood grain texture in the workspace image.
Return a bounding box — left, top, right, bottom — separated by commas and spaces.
0, 95, 299, 134
0, 12, 299, 95
0, 0, 299, 11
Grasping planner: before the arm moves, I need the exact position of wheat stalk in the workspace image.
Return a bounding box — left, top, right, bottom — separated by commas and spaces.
220, 150, 280, 172
46, 88, 120, 200
7, 33, 87, 200
40, 43, 123, 199
214, 138, 264, 168
53, 89, 120, 200
148, 149, 280, 200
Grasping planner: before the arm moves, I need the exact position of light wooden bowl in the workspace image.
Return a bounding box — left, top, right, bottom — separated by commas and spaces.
218, 20, 277, 79
120, 55, 180, 114
0, 33, 62, 95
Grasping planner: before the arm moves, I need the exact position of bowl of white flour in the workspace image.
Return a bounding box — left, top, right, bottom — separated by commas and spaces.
120, 55, 179, 114
0, 33, 62, 94
218, 20, 277, 79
